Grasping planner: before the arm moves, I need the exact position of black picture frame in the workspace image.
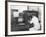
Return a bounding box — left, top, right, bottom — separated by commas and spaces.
5, 1, 45, 36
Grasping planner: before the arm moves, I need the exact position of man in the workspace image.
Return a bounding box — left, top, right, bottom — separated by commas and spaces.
29, 15, 40, 31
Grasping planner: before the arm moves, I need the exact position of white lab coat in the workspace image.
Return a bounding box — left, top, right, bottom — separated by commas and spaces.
29, 16, 40, 31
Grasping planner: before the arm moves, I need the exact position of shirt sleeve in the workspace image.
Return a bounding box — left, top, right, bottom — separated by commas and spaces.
30, 19, 33, 24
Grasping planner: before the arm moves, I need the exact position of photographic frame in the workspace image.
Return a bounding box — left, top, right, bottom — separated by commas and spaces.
5, 1, 45, 36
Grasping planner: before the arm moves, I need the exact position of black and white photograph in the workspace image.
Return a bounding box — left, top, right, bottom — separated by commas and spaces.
5, 1, 45, 36
11, 5, 41, 31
